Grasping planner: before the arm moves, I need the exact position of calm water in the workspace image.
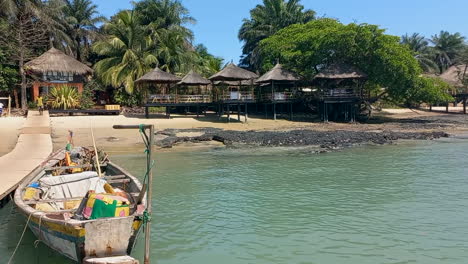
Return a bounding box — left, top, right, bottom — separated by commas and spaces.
1, 139, 468, 263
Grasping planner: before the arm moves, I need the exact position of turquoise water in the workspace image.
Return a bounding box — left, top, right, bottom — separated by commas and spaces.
1, 139, 468, 263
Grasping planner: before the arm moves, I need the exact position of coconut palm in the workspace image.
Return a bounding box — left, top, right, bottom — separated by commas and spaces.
401, 33, 438, 73
133, 0, 196, 73
430, 31, 466, 73
63, 0, 106, 62
239, 0, 315, 71
93, 10, 157, 94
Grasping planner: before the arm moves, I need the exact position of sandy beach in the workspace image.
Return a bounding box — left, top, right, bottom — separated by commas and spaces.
0, 117, 25, 157
46, 108, 468, 153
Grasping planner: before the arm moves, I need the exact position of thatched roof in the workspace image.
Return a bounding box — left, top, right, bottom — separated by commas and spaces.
315, 63, 367, 79
209, 63, 258, 81
213, 80, 255, 86
178, 70, 210, 85
256, 64, 300, 83
24, 47, 93, 75
439, 64, 467, 87
135, 67, 181, 84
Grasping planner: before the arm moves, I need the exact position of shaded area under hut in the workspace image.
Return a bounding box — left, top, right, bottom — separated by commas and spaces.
209, 63, 258, 122
24, 48, 93, 101
256, 63, 301, 120
314, 63, 367, 122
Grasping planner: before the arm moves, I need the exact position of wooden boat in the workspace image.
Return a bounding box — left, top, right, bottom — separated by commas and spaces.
14, 147, 145, 263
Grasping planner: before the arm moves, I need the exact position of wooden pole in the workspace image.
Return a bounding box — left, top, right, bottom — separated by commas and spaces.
464, 98, 467, 114
8, 96, 11, 117
112, 125, 154, 264
144, 125, 154, 264
90, 125, 103, 178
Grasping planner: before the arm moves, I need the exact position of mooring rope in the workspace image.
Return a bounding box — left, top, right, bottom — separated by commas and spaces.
8, 213, 33, 264
34, 214, 45, 248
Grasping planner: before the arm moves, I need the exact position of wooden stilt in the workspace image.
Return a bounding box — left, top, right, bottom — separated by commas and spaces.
245, 103, 248, 122
227, 104, 230, 123
237, 103, 241, 121
464, 98, 467, 114
289, 102, 293, 120
145, 106, 149, 119
196, 105, 200, 118
273, 103, 276, 120
446, 103, 449, 113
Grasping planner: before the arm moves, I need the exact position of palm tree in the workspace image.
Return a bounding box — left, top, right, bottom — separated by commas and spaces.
239, 0, 315, 71
195, 44, 223, 76
401, 33, 438, 73
430, 31, 466, 73
63, 0, 106, 62
134, 0, 196, 73
93, 10, 157, 94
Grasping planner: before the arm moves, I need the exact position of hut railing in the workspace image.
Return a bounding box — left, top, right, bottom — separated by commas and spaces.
149, 94, 211, 104
221, 91, 255, 101
262, 92, 294, 101
320, 88, 359, 99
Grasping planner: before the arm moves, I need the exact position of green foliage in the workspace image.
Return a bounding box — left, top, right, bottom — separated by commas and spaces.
401, 33, 438, 73
260, 19, 451, 104
93, 10, 157, 94
113, 87, 143, 107
79, 79, 105, 109
49, 86, 80, 109
239, 0, 315, 70
0, 51, 18, 92
195, 44, 224, 77
430, 31, 466, 73
406, 77, 454, 106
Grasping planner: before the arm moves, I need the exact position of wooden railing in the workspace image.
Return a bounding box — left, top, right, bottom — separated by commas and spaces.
262, 92, 294, 101
321, 88, 359, 99
148, 94, 211, 104
221, 91, 255, 101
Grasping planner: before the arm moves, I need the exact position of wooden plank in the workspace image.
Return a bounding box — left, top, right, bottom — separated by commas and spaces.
107, 179, 131, 184
44, 163, 108, 171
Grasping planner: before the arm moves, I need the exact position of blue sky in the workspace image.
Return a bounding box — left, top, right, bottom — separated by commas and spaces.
93, 0, 468, 63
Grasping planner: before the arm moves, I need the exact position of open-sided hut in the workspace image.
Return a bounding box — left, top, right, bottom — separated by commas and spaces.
135, 67, 181, 104
209, 63, 258, 102
24, 48, 93, 101
177, 70, 211, 103
314, 63, 367, 122
256, 64, 300, 102
439, 64, 467, 90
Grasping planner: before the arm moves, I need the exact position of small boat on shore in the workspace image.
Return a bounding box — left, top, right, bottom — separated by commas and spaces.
13, 146, 145, 263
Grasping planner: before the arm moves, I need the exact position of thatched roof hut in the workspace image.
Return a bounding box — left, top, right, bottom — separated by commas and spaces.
24, 47, 93, 75
256, 64, 300, 83
439, 64, 467, 87
213, 80, 253, 86
315, 63, 367, 79
178, 70, 210, 85
209, 63, 258, 81
135, 67, 181, 84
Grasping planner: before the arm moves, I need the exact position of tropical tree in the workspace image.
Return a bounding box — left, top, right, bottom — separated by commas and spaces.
401, 33, 438, 72
63, 0, 106, 62
239, 0, 315, 71
195, 44, 224, 77
430, 31, 465, 73
133, 0, 197, 73
0, 0, 49, 109
260, 18, 452, 104
93, 10, 157, 94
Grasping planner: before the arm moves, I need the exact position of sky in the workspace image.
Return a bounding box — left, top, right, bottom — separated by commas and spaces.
92, 0, 468, 63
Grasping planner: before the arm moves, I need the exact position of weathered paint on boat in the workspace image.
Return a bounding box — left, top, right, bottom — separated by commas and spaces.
14, 148, 146, 263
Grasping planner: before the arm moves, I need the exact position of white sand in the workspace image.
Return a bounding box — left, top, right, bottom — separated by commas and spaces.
0, 117, 25, 156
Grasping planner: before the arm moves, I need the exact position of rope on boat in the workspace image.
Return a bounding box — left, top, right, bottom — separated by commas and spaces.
8, 213, 33, 264
34, 214, 45, 248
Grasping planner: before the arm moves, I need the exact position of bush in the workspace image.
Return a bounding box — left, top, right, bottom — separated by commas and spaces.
49, 86, 80, 109
113, 87, 143, 107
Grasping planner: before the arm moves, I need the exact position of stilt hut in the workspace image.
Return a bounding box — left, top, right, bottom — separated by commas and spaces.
314, 63, 367, 122
135, 67, 181, 118
24, 48, 93, 101
439, 64, 468, 113
256, 64, 301, 120
177, 70, 211, 103
209, 63, 258, 122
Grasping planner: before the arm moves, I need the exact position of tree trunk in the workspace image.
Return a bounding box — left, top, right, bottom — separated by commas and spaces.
19, 52, 27, 110
13, 88, 20, 108
76, 35, 82, 62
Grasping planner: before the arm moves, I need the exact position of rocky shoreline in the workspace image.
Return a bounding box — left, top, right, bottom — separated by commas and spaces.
154, 128, 449, 151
